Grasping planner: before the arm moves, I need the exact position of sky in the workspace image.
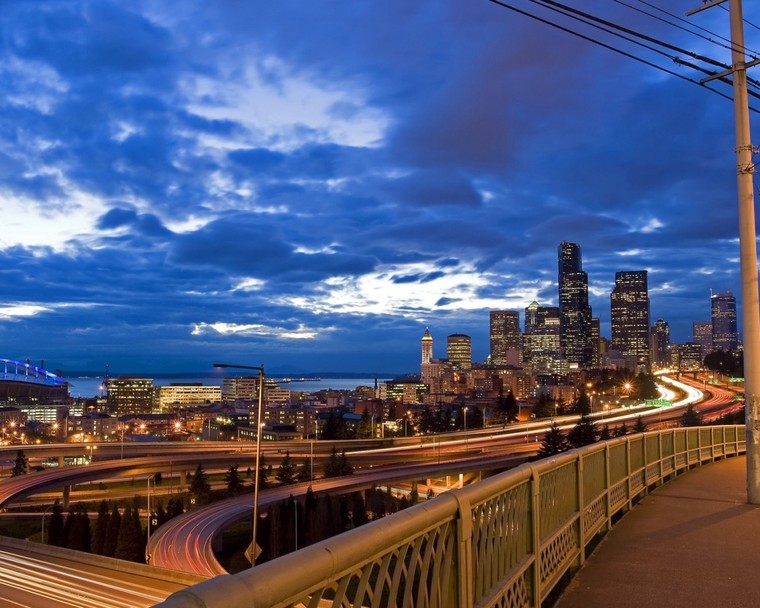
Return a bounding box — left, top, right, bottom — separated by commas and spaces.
1, 1, 758, 375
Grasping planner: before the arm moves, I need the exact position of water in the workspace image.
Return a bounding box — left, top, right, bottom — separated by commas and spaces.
64, 375, 390, 398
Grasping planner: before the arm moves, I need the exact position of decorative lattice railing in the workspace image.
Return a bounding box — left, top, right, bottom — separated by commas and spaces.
154, 426, 745, 608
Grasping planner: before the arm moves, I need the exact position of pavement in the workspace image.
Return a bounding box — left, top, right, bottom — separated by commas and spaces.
556, 455, 760, 608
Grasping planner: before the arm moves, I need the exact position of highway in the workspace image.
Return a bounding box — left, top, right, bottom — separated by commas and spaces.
146, 373, 718, 576
0, 538, 203, 608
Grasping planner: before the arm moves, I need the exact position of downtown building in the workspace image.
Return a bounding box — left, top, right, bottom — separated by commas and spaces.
106, 376, 154, 416
489, 310, 522, 365
649, 319, 670, 369
523, 301, 564, 375
558, 242, 593, 368
610, 271, 650, 370
711, 291, 738, 352
447, 334, 472, 369
693, 321, 713, 360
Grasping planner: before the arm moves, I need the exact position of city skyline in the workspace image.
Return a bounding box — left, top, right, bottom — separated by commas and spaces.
0, 2, 757, 374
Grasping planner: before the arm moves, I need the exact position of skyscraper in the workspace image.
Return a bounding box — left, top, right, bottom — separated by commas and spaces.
693, 321, 713, 359
490, 310, 521, 365
649, 319, 670, 369
711, 292, 738, 351
523, 301, 562, 373
447, 334, 472, 369
558, 242, 593, 367
610, 270, 650, 366
421, 328, 433, 364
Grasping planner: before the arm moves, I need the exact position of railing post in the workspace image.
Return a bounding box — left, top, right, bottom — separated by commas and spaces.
605, 442, 612, 530
531, 466, 542, 605
577, 453, 586, 565
454, 493, 473, 608
626, 436, 633, 510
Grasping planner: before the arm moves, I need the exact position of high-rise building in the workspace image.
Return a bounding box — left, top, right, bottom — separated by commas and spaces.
610, 270, 650, 367
106, 376, 154, 416
490, 310, 521, 365
421, 328, 433, 364
523, 302, 562, 373
711, 292, 738, 351
650, 319, 670, 369
446, 334, 472, 369
693, 321, 713, 360
558, 242, 593, 367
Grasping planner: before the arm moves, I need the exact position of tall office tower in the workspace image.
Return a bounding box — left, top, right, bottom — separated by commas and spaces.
711, 291, 738, 351
693, 321, 713, 359
106, 376, 154, 416
447, 334, 472, 369
490, 310, 522, 365
558, 242, 593, 367
421, 328, 433, 364
590, 317, 601, 366
649, 319, 670, 368
610, 271, 650, 366
523, 302, 561, 373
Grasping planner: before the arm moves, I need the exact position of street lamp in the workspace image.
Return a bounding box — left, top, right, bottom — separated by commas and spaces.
214, 362, 264, 567
146, 474, 155, 563
41, 504, 55, 544
463, 406, 469, 449
85, 444, 96, 463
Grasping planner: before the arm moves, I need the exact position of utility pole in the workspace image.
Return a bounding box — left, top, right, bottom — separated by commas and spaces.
688, 0, 760, 503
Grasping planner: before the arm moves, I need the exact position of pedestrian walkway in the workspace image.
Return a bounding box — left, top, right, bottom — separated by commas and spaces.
557, 455, 760, 608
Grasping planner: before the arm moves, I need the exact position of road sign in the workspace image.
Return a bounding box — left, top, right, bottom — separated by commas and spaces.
244, 541, 262, 563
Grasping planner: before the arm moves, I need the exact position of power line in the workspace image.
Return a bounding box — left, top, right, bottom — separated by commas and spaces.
485, 0, 759, 113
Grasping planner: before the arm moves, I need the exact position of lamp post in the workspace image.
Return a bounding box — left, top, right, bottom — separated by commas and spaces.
463, 406, 468, 449
146, 474, 155, 563
214, 362, 264, 567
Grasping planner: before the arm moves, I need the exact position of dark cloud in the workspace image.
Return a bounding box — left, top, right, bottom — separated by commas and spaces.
0, 1, 753, 372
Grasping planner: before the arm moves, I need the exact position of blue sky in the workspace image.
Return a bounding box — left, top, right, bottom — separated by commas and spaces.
0, 1, 757, 375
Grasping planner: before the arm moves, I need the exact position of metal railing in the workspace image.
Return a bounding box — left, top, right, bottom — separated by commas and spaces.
154, 426, 745, 608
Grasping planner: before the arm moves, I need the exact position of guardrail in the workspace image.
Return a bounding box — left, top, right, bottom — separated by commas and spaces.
154, 426, 745, 608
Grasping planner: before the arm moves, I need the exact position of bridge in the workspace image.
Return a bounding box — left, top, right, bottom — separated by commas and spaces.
154, 425, 745, 607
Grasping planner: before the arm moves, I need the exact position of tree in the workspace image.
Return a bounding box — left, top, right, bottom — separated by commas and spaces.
11, 450, 28, 477
635, 373, 659, 400
92, 500, 109, 555
337, 450, 354, 476
598, 425, 612, 441
633, 416, 647, 433
494, 390, 520, 423
189, 463, 211, 504
296, 459, 312, 483
225, 464, 245, 495
68, 504, 91, 552
681, 405, 703, 427
615, 423, 629, 437
537, 423, 569, 459
532, 394, 555, 419
323, 446, 341, 478
573, 392, 591, 415
47, 499, 65, 547
275, 451, 297, 485
103, 505, 121, 557
115, 505, 143, 563
568, 413, 598, 448
356, 407, 373, 439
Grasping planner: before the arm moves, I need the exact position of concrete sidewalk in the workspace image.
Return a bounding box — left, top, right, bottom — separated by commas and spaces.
557, 455, 760, 608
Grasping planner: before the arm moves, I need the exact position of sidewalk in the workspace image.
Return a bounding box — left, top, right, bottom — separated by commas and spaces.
557, 455, 760, 608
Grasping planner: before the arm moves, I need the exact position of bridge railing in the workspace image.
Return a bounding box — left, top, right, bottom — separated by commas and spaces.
154, 426, 745, 608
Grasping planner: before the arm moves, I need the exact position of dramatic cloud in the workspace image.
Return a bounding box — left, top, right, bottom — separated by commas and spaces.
0, 1, 755, 374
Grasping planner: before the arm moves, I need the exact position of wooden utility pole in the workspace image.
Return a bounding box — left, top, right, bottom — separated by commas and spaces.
688, 0, 760, 503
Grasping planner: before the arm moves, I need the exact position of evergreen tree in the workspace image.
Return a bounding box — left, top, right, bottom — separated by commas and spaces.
155, 502, 168, 527
633, 416, 647, 433
257, 454, 271, 490
598, 425, 612, 441
615, 423, 629, 437
681, 405, 702, 427
68, 504, 91, 552
47, 500, 65, 547
418, 406, 436, 435
166, 498, 184, 520
537, 423, 569, 459
62, 509, 73, 548
11, 450, 28, 477
103, 505, 121, 557
275, 451, 297, 485
357, 407, 373, 439
532, 393, 555, 419
573, 391, 591, 415
338, 450, 354, 476
115, 505, 142, 562
323, 446, 341, 478
296, 459, 312, 483
568, 413, 598, 448
225, 463, 245, 495
189, 463, 211, 504
92, 500, 109, 555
